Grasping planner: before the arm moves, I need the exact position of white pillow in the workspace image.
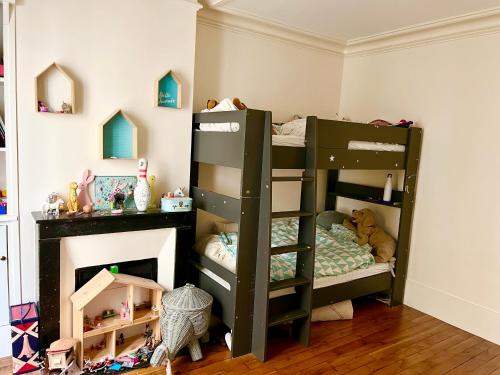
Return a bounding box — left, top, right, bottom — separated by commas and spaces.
280, 118, 306, 137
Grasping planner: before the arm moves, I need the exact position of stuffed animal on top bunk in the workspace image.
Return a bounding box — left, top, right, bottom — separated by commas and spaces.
343, 208, 396, 263
206, 97, 247, 110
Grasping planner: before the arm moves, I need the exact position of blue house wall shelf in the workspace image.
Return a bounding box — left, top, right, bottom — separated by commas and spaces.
99, 109, 138, 160
155, 70, 182, 109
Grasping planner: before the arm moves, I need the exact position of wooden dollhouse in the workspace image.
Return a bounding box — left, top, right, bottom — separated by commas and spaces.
70, 269, 164, 368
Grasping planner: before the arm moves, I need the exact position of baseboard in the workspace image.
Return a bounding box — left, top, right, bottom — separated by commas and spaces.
405, 279, 500, 345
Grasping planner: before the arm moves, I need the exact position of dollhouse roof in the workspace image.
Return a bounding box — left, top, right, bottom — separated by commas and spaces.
70, 268, 164, 311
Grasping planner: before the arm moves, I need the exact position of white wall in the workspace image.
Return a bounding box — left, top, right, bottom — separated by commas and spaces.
194, 14, 344, 121
340, 34, 500, 344
193, 12, 344, 234
16, 0, 199, 301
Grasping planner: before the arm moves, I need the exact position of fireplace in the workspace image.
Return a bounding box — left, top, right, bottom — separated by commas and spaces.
75, 258, 158, 291
32, 209, 194, 352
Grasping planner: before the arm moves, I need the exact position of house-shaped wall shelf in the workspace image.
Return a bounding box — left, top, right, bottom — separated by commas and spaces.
70, 269, 164, 368
99, 110, 138, 159
35, 62, 76, 114
155, 70, 182, 109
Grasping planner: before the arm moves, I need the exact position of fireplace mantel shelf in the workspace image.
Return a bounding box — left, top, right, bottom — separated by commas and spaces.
32, 208, 189, 224
32, 208, 195, 353
33, 209, 193, 239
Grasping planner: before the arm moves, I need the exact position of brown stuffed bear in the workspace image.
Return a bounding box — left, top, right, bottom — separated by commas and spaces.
343, 208, 396, 263
206, 98, 247, 110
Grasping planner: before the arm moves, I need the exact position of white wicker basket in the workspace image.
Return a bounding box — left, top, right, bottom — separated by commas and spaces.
157, 283, 213, 364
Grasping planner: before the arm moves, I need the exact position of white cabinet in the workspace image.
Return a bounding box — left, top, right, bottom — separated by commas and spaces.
0, 225, 9, 357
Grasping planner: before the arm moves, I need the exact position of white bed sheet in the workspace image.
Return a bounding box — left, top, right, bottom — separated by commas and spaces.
348, 141, 405, 152
269, 261, 394, 298
272, 134, 305, 147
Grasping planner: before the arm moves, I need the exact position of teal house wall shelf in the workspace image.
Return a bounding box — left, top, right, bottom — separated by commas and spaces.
99, 109, 138, 159
155, 70, 182, 109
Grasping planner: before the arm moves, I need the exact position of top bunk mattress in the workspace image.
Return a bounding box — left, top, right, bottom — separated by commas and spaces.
198, 114, 406, 151
194, 218, 393, 284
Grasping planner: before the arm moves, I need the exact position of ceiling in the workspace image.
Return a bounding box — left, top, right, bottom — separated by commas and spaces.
205, 0, 500, 42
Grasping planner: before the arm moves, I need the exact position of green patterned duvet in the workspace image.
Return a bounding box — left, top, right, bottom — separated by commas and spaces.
218, 218, 375, 281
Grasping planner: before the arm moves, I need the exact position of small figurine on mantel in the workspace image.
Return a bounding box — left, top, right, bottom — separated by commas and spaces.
42, 192, 64, 217
173, 187, 185, 197
67, 182, 79, 214
134, 158, 151, 212
148, 175, 157, 209
77, 169, 95, 209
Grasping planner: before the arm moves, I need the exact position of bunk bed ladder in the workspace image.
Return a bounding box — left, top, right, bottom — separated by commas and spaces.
252, 117, 317, 361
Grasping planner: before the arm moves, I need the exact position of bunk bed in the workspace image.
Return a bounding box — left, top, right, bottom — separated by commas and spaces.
189, 109, 422, 361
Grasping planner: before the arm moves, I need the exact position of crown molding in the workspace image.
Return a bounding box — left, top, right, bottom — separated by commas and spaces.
198, 6, 500, 58
346, 6, 500, 57
197, 8, 346, 55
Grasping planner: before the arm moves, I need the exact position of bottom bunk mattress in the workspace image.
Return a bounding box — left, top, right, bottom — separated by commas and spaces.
194, 218, 394, 291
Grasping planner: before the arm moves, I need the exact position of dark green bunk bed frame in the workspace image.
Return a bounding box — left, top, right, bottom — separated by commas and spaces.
190, 109, 422, 362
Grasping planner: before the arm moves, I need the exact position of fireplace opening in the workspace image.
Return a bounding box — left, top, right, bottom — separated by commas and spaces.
75, 258, 158, 291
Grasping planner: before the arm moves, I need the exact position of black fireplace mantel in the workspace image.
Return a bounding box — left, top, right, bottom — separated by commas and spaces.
32, 209, 194, 352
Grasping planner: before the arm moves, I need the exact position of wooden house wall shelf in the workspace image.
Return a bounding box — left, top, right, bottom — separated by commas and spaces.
155, 70, 181, 109
35, 62, 76, 114
70, 269, 164, 368
99, 109, 138, 159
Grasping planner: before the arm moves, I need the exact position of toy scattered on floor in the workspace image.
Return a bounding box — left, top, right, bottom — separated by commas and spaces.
67, 182, 79, 214
77, 169, 95, 208
343, 208, 396, 263
81, 343, 155, 374
61, 102, 72, 114
148, 175, 157, 209
151, 284, 213, 375
82, 204, 92, 214
47, 337, 77, 370
38, 100, 49, 112
134, 158, 151, 212
43, 192, 65, 217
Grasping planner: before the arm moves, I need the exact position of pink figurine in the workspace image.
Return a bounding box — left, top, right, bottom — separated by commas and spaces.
120, 301, 130, 320
77, 169, 95, 208
38, 101, 49, 112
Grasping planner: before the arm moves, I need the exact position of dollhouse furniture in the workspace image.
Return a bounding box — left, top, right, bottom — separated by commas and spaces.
70, 268, 164, 368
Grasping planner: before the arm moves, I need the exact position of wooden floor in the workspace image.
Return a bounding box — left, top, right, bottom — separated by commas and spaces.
2, 301, 499, 374
173, 300, 500, 375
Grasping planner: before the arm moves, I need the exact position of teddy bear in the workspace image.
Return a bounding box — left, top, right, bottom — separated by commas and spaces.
206, 98, 247, 110
343, 208, 396, 263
